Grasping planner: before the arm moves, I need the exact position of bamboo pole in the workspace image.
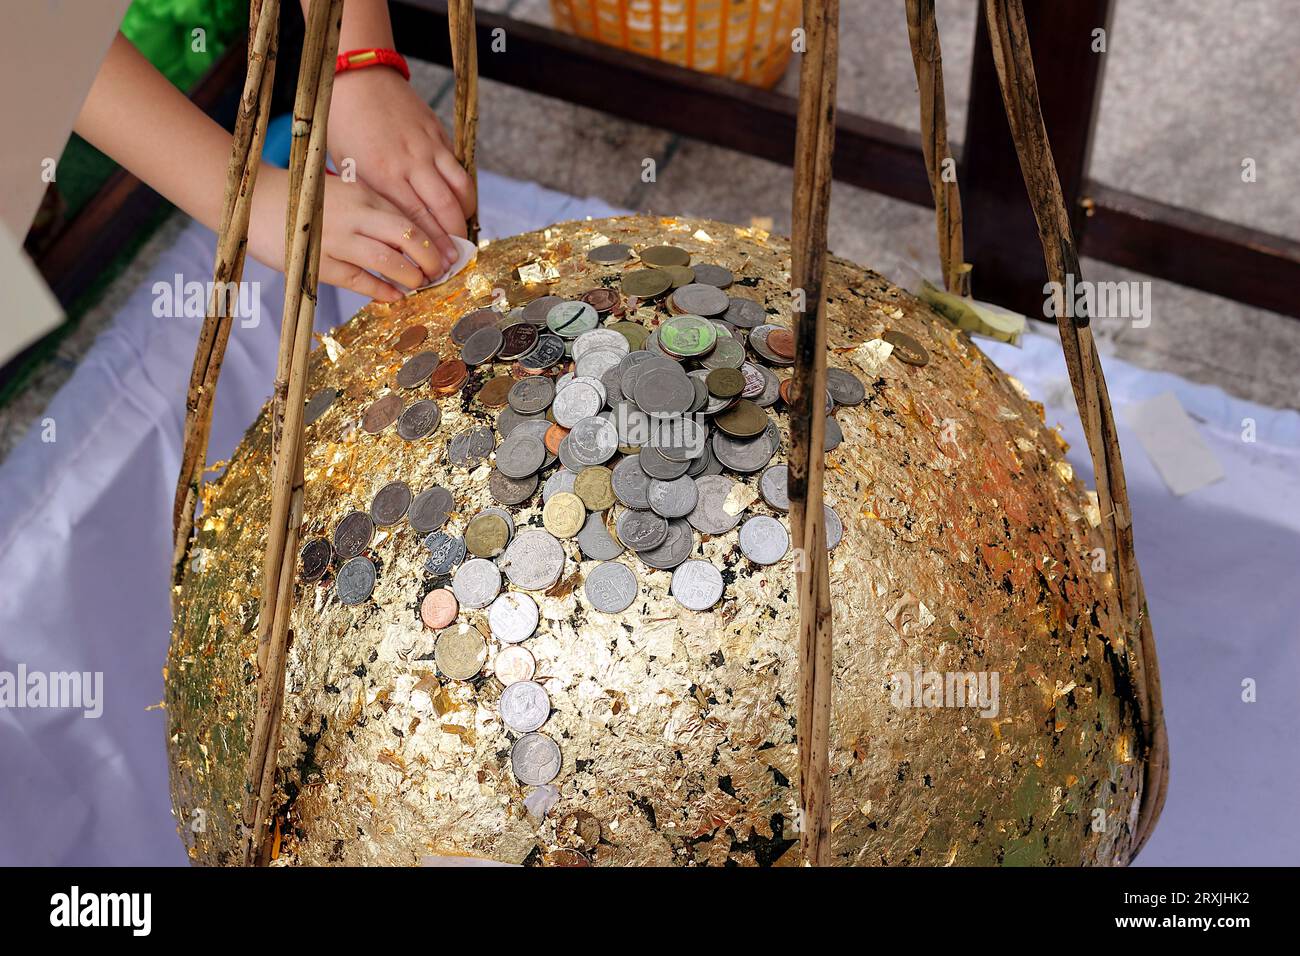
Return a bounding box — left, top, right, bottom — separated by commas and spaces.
447, 0, 480, 242
171, 0, 280, 593
980, 0, 1167, 857
240, 0, 345, 867
904, 0, 968, 295
789, 0, 838, 867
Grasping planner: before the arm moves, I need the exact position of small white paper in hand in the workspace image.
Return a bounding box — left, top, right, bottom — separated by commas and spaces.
407, 235, 478, 294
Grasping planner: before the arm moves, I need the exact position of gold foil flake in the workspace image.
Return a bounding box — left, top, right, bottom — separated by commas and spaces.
517, 260, 561, 285
314, 333, 345, 364
1055, 460, 1074, 484
1083, 491, 1101, 527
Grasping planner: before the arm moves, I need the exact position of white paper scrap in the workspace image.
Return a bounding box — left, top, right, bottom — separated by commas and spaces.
1122, 391, 1224, 497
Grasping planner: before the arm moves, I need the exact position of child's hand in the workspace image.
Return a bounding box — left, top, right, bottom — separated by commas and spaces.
326, 68, 476, 267
248, 165, 443, 302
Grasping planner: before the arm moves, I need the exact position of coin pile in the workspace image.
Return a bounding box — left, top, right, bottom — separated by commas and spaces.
300, 238, 866, 795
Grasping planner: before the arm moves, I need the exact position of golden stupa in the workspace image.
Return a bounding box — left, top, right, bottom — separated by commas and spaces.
166, 215, 1148, 866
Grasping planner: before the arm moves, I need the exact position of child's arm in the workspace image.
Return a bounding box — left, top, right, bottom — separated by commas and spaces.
74, 32, 446, 301
311, 0, 476, 265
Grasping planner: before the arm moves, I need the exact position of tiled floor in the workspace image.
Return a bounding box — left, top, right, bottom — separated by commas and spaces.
3, 0, 1296, 463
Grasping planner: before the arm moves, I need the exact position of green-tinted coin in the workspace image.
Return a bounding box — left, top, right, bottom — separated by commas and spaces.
659, 314, 718, 358
622, 269, 672, 299
639, 245, 691, 267
705, 367, 745, 399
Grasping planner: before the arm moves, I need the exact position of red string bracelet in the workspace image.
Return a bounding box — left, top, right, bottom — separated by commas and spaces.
335, 48, 411, 82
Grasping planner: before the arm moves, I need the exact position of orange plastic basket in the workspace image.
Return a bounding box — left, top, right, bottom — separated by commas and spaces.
550, 0, 800, 89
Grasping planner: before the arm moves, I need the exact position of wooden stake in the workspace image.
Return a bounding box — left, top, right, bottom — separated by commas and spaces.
240, 0, 344, 867
171, 0, 279, 592
905, 0, 968, 295
789, 0, 838, 867
981, 0, 1167, 857
448, 0, 480, 243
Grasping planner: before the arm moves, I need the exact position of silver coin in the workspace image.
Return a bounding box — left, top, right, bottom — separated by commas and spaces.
448, 425, 496, 466
649, 416, 707, 461
493, 645, 536, 685
423, 532, 467, 575
739, 363, 767, 399
826, 367, 866, 406
304, 387, 337, 425
584, 561, 638, 612
759, 463, 790, 512
370, 480, 413, 526
633, 365, 696, 416
825, 504, 843, 550
738, 515, 789, 565
496, 433, 546, 479
648, 475, 698, 519
495, 407, 544, 438
573, 328, 630, 362
335, 556, 376, 605
688, 443, 723, 478
639, 445, 691, 480
567, 416, 619, 466
519, 334, 566, 371
612, 402, 651, 448
543, 468, 578, 503
451, 308, 501, 344
452, 558, 502, 609
712, 421, 780, 474
511, 732, 562, 786
500, 680, 550, 733
615, 508, 668, 551
687, 475, 743, 534
488, 591, 539, 644
553, 382, 603, 427
600, 366, 624, 407
490, 468, 538, 506
671, 283, 729, 317
611, 455, 651, 509
546, 301, 599, 338
576, 511, 624, 560
396, 350, 440, 388
511, 419, 558, 470
461, 325, 504, 366
752, 365, 782, 407
824, 415, 843, 452
698, 336, 747, 371
556, 434, 584, 473
396, 399, 441, 440
587, 243, 631, 264
637, 517, 695, 570
575, 346, 624, 381
408, 486, 454, 533
522, 295, 567, 326
724, 296, 766, 329
670, 559, 724, 610
500, 528, 565, 591
691, 263, 734, 288
507, 376, 555, 415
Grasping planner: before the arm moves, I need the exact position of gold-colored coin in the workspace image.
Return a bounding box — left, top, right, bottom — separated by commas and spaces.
465, 513, 510, 557
573, 466, 616, 511
714, 399, 768, 438
639, 244, 691, 267
434, 626, 488, 681
610, 320, 649, 350
622, 269, 672, 299
881, 329, 930, 367
657, 264, 695, 289
542, 492, 586, 539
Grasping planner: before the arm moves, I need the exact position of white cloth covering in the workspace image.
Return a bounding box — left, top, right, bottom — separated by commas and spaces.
0, 172, 1296, 865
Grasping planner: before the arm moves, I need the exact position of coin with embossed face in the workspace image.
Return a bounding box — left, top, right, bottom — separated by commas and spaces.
461, 325, 504, 366
543, 492, 586, 539
451, 307, 500, 345
691, 263, 734, 288
396, 350, 440, 388
493, 645, 535, 686
396, 399, 441, 440
500, 680, 551, 733
361, 393, 403, 434
370, 480, 412, 526
299, 538, 332, 581
420, 588, 459, 630
407, 486, 453, 533
465, 511, 511, 558
391, 323, 428, 352
511, 732, 561, 785
622, 268, 672, 300
335, 556, 376, 605
478, 375, 514, 408
584, 560, 638, 613
435, 625, 488, 680
429, 358, 469, 395
670, 283, 729, 318
826, 367, 866, 406
452, 558, 502, 610
738, 515, 789, 565
639, 244, 691, 267
586, 243, 631, 264
333, 511, 374, 558
573, 466, 616, 511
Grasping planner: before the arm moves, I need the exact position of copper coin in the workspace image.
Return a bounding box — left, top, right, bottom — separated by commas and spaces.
361, 393, 403, 434
881, 329, 930, 366
299, 537, 332, 581
392, 324, 428, 352
581, 287, 620, 313
333, 510, 375, 559
499, 322, 539, 361
779, 377, 793, 405
430, 358, 469, 395
451, 308, 500, 345
478, 376, 514, 408
766, 328, 795, 360
544, 423, 569, 456
420, 588, 459, 630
